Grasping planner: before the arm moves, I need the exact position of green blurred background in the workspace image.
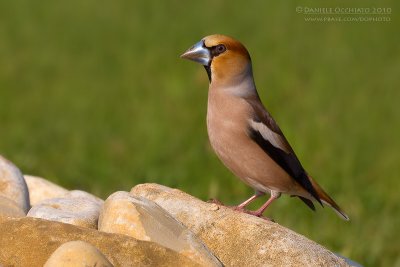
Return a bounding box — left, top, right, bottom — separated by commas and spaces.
0, 1, 399, 266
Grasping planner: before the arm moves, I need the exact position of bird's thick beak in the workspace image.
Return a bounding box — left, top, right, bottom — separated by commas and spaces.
180, 40, 211, 66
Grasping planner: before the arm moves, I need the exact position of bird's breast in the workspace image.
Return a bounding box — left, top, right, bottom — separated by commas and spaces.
206, 93, 249, 158
206, 90, 299, 194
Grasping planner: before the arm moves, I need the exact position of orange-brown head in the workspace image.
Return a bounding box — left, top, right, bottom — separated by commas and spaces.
181, 34, 252, 86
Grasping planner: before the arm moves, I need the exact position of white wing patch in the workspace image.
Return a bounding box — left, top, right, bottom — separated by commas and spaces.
249, 119, 291, 154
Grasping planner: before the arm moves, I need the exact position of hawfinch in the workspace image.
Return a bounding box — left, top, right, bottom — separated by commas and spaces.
181, 34, 349, 220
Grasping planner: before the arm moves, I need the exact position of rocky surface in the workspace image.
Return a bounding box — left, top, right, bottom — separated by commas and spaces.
27, 196, 102, 229
0, 195, 25, 223
0, 155, 30, 213
0, 154, 358, 266
24, 175, 69, 206
131, 183, 350, 267
98, 191, 222, 267
0, 217, 199, 267
44, 240, 113, 267
66, 190, 104, 205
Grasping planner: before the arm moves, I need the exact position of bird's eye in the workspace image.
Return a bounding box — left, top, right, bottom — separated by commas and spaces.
211, 44, 227, 57
216, 44, 226, 53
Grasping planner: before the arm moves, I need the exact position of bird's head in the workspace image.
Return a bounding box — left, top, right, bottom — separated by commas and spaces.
181, 34, 252, 86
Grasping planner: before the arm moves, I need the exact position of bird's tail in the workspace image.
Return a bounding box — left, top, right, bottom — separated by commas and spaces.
308, 175, 350, 221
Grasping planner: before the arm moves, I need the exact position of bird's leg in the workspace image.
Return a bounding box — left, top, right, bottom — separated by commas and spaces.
209, 191, 264, 211
234, 191, 265, 211
247, 191, 281, 217
236, 195, 259, 210
208, 194, 259, 208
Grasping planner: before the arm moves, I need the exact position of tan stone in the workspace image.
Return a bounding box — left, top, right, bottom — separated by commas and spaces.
24, 175, 104, 207
99, 191, 222, 267
131, 183, 350, 267
0, 155, 30, 213
0, 196, 25, 223
27, 197, 102, 229
44, 240, 113, 267
65, 190, 104, 205
98, 191, 150, 240
24, 175, 69, 206
0, 217, 200, 267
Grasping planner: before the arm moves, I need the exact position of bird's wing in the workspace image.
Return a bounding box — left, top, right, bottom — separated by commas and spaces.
246, 97, 321, 204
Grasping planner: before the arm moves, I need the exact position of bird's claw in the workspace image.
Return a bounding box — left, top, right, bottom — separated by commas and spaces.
231, 207, 275, 222
207, 198, 225, 205
207, 200, 275, 222
242, 210, 274, 222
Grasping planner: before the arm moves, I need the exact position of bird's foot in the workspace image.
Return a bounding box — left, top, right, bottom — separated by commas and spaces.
227, 205, 274, 221
207, 198, 225, 206
231, 205, 245, 212
207, 200, 274, 221
241, 209, 274, 222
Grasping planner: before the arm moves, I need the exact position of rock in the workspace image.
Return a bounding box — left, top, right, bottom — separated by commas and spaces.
0, 217, 199, 267
44, 240, 113, 267
131, 183, 350, 267
0, 155, 30, 213
27, 197, 102, 229
0, 196, 25, 223
98, 191, 222, 267
336, 253, 364, 267
98, 192, 148, 240
66, 190, 104, 205
24, 175, 104, 207
24, 175, 69, 206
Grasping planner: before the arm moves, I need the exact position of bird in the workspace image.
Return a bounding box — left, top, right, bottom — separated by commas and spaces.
180, 34, 349, 220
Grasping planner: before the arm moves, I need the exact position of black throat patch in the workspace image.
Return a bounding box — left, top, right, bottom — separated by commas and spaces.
204, 65, 211, 82
202, 44, 226, 83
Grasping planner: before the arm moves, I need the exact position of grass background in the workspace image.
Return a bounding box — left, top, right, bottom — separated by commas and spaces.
0, 1, 399, 266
